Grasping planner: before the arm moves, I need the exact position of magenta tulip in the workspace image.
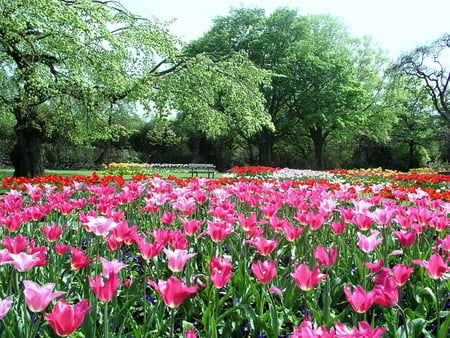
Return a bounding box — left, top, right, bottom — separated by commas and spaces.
291, 263, 327, 291
251, 259, 277, 284
45, 299, 91, 337
148, 276, 197, 309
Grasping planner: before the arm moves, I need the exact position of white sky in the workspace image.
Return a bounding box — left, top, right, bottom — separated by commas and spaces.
118, 0, 449, 59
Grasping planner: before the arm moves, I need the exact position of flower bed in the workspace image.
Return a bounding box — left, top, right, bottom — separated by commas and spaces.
102, 163, 190, 176
0, 168, 448, 337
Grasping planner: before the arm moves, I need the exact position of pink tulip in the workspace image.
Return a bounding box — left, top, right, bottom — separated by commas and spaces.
168, 229, 188, 250
412, 254, 450, 280
357, 230, 383, 253
40, 224, 65, 242
160, 210, 175, 225
104, 235, 123, 251
330, 221, 346, 235
281, 223, 304, 242
352, 213, 374, 231
251, 259, 277, 284
313, 244, 338, 268
147, 228, 171, 246
70, 247, 93, 270
246, 235, 278, 256
334, 321, 386, 338
185, 328, 197, 338
392, 264, 414, 286
181, 218, 202, 236
205, 220, 234, 242
236, 212, 258, 232
0, 296, 13, 320
148, 276, 197, 309
373, 277, 398, 307
45, 299, 92, 337
1, 234, 28, 254
163, 248, 197, 272
1, 214, 23, 231
99, 257, 128, 276
292, 316, 335, 337
393, 229, 416, 248
55, 243, 70, 255
291, 263, 327, 291
0, 249, 12, 265
9, 252, 40, 272
23, 280, 66, 312
82, 215, 117, 236
88, 272, 120, 303
209, 256, 232, 288
296, 210, 328, 231
344, 284, 375, 313
111, 220, 139, 245
137, 238, 163, 260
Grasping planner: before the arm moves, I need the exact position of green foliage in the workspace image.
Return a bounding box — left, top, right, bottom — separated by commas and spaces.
0, 0, 273, 176
156, 53, 273, 139
185, 7, 391, 168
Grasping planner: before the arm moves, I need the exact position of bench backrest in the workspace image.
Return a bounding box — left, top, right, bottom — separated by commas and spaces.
188, 163, 215, 168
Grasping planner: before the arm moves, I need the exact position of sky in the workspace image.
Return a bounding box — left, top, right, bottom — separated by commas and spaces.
118, 0, 450, 60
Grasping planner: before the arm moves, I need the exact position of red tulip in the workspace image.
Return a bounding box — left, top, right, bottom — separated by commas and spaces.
148, 276, 197, 309
45, 299, 92, 337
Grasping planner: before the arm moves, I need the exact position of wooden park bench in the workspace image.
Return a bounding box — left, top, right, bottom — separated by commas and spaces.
188, 163, 216, 178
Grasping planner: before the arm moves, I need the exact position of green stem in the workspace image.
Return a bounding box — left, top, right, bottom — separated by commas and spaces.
143, 261, 147, 327
396, 304, 409, 338
434, 279, 440, 334
170, 308, 175, 338
266, 285, 279, 337
323, 275, 331, 325
104, 302, 109, 338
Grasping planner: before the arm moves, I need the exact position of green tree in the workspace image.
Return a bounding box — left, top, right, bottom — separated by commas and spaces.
0, 0, 271, 177
186, 8, 390, 168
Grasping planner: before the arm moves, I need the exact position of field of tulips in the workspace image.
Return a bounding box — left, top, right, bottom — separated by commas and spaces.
0, 167, 449, 337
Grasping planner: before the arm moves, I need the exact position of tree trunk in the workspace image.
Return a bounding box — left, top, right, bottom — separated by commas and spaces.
10, 123, 45, 178
257, 128, 273, 166
309, 126, 326, 169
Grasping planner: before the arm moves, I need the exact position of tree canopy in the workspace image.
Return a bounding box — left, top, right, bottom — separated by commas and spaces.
185, 8, 391, 168
0, 0, 271, 177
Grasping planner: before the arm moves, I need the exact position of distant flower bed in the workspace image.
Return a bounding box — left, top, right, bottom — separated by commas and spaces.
102, 162, 190, 176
